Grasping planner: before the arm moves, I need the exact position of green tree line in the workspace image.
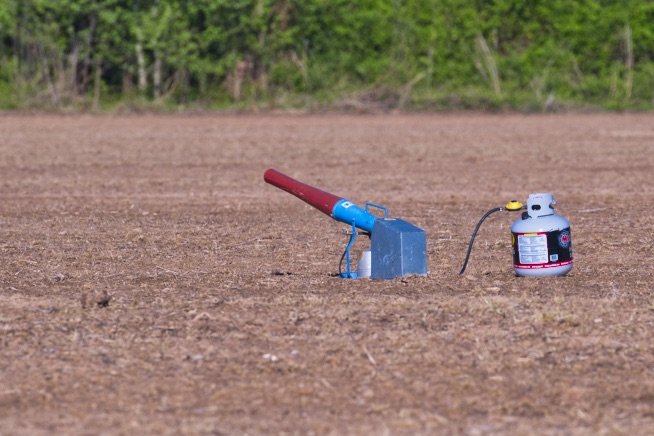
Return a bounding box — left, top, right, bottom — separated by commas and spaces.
1, 0, 653, 111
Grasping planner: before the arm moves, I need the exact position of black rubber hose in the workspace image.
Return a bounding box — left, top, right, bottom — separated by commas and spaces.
338, 235, 353, 277
459, 207, 503, 275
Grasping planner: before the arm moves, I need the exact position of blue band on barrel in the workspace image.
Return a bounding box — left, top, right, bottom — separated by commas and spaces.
331, 199, 377, 233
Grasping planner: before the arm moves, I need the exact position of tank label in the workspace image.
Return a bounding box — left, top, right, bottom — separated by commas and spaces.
513, 228, 573, 269
516, 233, 548, 264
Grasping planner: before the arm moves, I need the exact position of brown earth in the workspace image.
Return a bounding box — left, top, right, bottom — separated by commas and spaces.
1, 113, 653, 435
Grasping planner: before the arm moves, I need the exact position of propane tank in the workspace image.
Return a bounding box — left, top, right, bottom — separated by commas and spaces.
511, 193, 573, 277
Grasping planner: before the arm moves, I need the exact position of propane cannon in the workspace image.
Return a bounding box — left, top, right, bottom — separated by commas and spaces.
264, 168, 427, 279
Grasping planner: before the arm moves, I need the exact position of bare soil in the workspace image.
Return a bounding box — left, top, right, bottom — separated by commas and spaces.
1, 113, 653, 435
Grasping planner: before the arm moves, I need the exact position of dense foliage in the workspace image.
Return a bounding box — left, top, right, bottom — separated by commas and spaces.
1, 0, 652, 111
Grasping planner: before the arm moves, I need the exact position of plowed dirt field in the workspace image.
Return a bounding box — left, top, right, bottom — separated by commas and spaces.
1, 113, 653, 435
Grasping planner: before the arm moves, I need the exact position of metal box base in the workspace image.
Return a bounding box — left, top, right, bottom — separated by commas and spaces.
370, 218, 427, 280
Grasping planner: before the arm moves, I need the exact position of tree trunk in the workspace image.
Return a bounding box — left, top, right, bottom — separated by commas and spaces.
70, 39, 79, 94
80, 14, 97, 93
136, 40, 147, 93
624, 24, 633, 100
153, 54, 161, 99
93, 57, 102, 109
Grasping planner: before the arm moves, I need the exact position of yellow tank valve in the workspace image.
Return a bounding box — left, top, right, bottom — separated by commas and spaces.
505, 200, 524, 211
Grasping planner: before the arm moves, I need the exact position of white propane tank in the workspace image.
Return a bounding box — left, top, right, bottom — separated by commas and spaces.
511, 193, 573, 277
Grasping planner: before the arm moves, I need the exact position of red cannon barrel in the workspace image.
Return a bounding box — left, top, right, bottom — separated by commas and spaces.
264, 168, 378, 232
263, 168, 343, 217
